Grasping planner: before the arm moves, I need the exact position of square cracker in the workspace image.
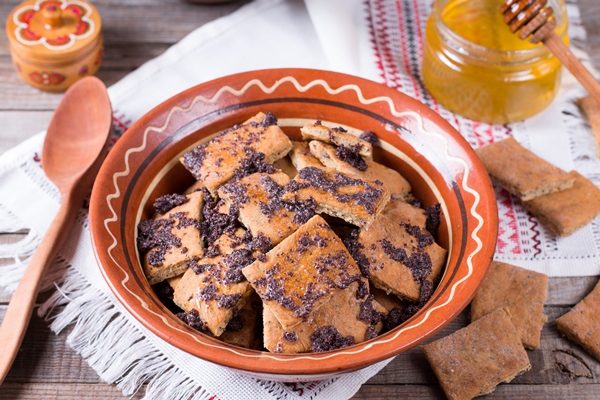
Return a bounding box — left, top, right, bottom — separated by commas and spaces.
180, 112, 293, 193
309, 140, 411, 200
242, 215, 362, 330
578, 95, 600, 158
263, 279, 386, 353
281, 166, 390, 228
522, 170, 600, 237
219, 302, 260, 349
476, 137, 575, 201
301, 122, 372, 159
422, 308, 531, 400
556, 279, 600, 362
140, 190, 204, 285
218, 171, 311, 246
471, 261, 548, 349
173, 228, 254, 337
287, 141, 325, 171
358, 198, 447, 302
273, 155, 297, 179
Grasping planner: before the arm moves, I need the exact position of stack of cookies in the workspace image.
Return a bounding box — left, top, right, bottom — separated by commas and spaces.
135, 112, 448, 353
476, 137, 600, 237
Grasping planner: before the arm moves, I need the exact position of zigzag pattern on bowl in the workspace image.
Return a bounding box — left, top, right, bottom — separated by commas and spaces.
103, 76, 484, 361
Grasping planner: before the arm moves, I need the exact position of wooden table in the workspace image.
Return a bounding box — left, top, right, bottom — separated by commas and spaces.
1, 1, 599, 398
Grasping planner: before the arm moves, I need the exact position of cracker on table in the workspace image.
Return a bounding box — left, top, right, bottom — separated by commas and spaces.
288, 141, 325, 171
476, 137, 575, 201
243, 215, 362, 330
522, 170, 600, 237
281, 166, 390, 228
173, 228, 254, 336
309, 140, 411, 200
555, 279, 600, 362
422, 308, 531, 400
263, 278, 386, 353
357, 198, 447, 302
578, 95, 600, 158
140, 191, 204, 285
218, 171, 312, 246
471, 261, 548, 349
180, 112, 293, 193
301, 122, 373, 159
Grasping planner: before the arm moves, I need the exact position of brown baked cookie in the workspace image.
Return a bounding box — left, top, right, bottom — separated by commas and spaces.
301, 122, 373, 159
273, 155, 297, 179
218, 172, 313, 246
219, 298, 261, 349
138, 191, 204, 285
180, 112, 292, 194
358, 198, 447, 302
476, 137, 575, 201
422, 308, 531, 400
243, 215, 363, 330
173, 228, 255, 337
166, 274, 183, 292
281, 166, 390, 228
578, 95, 600, 158
309, 140, 411, 200
263, 278, 386, 353
522, 170, 600, 237
370, 283, 407, 312
470, 261, 548, 349
555, 279, 600, 362
183, 180, 204, 195
288, 141, 325, 171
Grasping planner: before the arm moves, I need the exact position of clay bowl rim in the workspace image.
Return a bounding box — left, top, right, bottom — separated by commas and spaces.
89, 67, 498, 378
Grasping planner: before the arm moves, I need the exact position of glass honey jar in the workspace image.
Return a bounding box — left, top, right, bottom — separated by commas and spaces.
422, 0, 568, 124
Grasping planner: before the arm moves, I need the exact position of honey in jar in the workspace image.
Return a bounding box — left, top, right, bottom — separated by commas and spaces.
422, 0, 568, 124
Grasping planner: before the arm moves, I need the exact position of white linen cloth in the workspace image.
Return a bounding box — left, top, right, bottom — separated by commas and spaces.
0, 0, 599, 399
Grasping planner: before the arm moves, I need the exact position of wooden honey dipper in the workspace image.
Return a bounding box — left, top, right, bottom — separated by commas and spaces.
501, 0, 600, 103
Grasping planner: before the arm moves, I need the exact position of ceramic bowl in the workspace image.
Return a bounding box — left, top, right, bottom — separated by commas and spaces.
90, 68, 498, 381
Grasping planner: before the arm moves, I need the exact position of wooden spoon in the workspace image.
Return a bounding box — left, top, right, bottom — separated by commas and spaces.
0, 76, 112, 384
501, 0, 600, 103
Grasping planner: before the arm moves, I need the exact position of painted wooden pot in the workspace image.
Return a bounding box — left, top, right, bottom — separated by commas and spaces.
6, 0, 103, 92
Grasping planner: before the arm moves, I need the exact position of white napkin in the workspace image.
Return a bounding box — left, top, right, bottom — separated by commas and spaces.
1, 0, 599, 399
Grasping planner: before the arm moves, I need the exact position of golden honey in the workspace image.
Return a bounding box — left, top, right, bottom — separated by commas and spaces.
422, 0, 568, 124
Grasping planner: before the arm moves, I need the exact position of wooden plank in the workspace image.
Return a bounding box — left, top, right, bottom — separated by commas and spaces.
366, 306, 600, 385
3, 303, 599, 386
0, 111, 52, 153
352, 384, 600, 400
577, 0, 600, 69
0, 383, 144, 400
547, 276, 600, 305
0, 306, 107, 384
0, 0, 250, 111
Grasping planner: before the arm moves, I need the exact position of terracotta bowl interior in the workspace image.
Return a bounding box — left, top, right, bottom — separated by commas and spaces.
90, 68, 498, 380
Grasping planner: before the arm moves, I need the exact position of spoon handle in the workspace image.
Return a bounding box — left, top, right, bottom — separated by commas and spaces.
544, 31, 600, 103
0, 193, 78, 384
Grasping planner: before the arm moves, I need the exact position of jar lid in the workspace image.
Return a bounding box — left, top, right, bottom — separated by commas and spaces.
6, 0, 102, 62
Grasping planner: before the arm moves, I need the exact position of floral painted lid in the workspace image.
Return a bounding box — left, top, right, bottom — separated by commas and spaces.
6, 0, 102, 62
